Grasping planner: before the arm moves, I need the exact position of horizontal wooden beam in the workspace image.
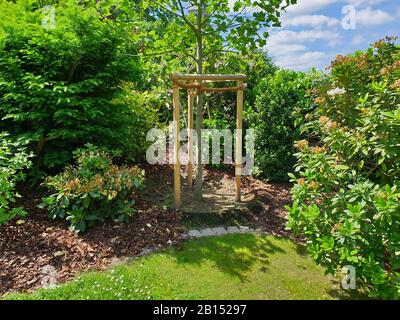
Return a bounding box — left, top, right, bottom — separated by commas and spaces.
172, 80, 247, 93
202, 85, 246, 93
170, 73, 247, 82
172, 81, 201, 89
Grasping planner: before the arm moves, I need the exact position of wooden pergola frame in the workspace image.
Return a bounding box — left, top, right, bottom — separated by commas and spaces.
170, 73, 247, 209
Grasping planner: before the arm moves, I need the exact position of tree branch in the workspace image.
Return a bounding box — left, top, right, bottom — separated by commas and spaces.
153, 0, 198, 34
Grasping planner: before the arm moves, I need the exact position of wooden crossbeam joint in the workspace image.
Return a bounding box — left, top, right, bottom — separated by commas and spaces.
172, 80, 247, 95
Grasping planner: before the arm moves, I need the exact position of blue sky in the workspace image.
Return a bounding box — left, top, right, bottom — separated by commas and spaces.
264, 0, 400, 71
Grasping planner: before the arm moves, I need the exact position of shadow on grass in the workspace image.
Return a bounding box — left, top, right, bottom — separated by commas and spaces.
168, 234, 371, 300
293, 245, 370, 300
172, 233, 286, 281
326, 279, 371, 300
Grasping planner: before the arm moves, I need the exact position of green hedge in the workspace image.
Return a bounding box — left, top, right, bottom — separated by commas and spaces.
0, 0, 143, 172
0, 132, 32, 225
249, 69, 314, 181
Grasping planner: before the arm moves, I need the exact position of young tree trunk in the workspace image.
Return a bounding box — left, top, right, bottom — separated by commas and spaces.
194, 1, 204, 200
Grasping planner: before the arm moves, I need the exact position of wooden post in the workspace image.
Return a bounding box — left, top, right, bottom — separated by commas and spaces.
187, 92, 194, 189
235, 80, 244, 202
173, 85, 181, 208
169, 73, 247, 205
194, 85, 204, 200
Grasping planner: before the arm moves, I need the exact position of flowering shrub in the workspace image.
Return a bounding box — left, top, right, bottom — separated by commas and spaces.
0, 132, 32, 225
286, 38, 400, 299
40, 145, 144, 232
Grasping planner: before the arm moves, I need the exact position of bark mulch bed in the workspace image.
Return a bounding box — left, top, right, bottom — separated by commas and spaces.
141, 164, 293, 237
0, 184, 183, 297
241, 176, 292, 238
202, 166, 293, 237
0, 165, 293, 296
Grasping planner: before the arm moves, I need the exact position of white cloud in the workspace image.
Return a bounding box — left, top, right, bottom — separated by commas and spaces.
356, 7, 394, 26
268, 30, 342, 48
264, 29, 342, 70
279, 1, 392, 32
347, 0, 385, 7
252, 0, 395, 70
272, 51, 328, 71
267, 43, 307, 53
283, 15, 340, 28
283, 0, 386, 16
351, 34, 366, 45
284, 0, 338, 16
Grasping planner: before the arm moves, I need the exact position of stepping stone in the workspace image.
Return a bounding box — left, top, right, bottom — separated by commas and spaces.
188, 230, 203, 238
110, 257, 131, 267
227, 226, 240, 234
200, 228, 215, 237
239, 226, 251, 233
212, 227, 227, 236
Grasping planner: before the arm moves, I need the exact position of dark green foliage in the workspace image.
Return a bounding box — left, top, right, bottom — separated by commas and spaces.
112, 83, 160, 161
0, 132, 33, 225
249, 69, 315, 181
205, 52, 277, 131
0, 0, 142, 172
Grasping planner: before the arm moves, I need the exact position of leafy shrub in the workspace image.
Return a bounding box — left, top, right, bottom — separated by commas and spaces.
40, 145, 144, 232
113, 84, 159, 161
286, 38, 400, 299
249, 69, 316, 181
0, 132, 32, 225
0, 0, 142, 171
209, 52, 278, 125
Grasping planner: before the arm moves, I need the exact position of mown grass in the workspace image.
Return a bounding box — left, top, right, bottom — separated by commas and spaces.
5, 234, 364, 300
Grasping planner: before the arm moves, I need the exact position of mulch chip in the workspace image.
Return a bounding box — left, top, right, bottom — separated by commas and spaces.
0, 185, 183, 296
0, 165, 294, 296
241, 176, 293, 238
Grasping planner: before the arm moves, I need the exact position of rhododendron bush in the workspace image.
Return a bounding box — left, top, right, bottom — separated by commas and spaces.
40, 145, 143, 232
286, 38, 400, 299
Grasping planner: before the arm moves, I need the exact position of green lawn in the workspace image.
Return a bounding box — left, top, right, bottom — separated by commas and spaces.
5, 234, 358, 300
